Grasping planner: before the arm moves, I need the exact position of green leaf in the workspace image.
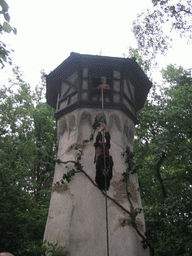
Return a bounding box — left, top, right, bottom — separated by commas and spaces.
13, 27, 17, 35
2, 21, 12, 32
3, 11, 10, 22
0, 0, 9, 11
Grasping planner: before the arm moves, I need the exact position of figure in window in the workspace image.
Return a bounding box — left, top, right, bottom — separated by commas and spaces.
97, 76, 110, 90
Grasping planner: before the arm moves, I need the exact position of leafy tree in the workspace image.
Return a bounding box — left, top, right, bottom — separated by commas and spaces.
134, 65, 192, 255
132, 0, 192, 63
0, 67, 56, 255
0, 0, 17, 68
125, 46, 151, 73
162, 63, 192, 86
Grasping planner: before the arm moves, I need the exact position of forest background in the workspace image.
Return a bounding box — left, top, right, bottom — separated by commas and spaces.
0, 0, 192, 255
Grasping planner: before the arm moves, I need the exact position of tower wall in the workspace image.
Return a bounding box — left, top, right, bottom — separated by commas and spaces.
43, 108, 148, 256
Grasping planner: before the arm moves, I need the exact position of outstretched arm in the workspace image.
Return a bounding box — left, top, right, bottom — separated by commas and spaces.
99, 123, 110, 148
99, 123, 108, 132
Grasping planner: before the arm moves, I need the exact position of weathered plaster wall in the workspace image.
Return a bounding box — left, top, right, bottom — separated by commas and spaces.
43, 108, 148, 256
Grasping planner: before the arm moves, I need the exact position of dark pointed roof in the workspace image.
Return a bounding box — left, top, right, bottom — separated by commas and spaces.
46, 52, 151, 111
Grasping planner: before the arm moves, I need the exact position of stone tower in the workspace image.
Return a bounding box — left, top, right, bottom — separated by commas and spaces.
44, 52, 151, 256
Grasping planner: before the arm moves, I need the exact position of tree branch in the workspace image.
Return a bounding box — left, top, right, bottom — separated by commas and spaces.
156, 152, 167, 198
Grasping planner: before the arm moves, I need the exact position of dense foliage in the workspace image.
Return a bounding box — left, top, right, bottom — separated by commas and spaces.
132, 2, 192, 253
134, 65, 192, 255
0, 67, 56, 255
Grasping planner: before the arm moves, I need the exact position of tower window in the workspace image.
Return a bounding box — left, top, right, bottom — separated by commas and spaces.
89, 68, 112, 89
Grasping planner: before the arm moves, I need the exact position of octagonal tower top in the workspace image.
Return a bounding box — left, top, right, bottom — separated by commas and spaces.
46, 52, 151, 123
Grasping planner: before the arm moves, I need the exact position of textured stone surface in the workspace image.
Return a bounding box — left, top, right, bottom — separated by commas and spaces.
44, 109, 149, 256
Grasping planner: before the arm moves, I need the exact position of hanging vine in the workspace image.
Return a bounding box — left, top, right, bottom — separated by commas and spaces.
121, 146, 154, 255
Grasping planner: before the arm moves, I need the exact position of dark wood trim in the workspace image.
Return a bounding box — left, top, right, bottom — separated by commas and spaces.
113, 78, 121, 83
55, 100, 138, 124
91, 88, 112, 96
121, 105, 138, 124
78, 67, 82, 101
81, 89, 88, 92
59, 91, 77, 103
123, 93, 136, 108
126, 77, 134, 102
62, 86, 71, 98
55, 102, 80, 119
62, 79, 77, 90
120, 72, 124, 105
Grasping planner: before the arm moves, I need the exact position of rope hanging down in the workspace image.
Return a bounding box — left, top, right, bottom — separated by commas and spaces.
101, 87, 110, 256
